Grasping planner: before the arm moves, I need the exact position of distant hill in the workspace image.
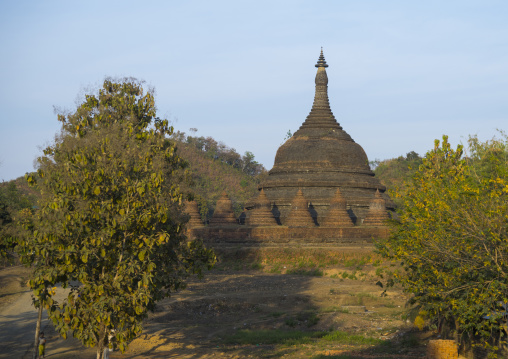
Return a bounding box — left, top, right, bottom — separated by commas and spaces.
171, 130, 267, 221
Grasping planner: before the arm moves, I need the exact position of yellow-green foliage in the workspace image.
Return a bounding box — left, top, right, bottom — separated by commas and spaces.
414, 313, 426, 331
377, 133, 508, 349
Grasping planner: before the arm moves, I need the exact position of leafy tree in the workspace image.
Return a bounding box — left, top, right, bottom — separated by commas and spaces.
242, 151, 264, 177
20, 78, 215, 359
377, 134, 508, 354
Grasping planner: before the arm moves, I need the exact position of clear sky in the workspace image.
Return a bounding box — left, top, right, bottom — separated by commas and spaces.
1, 0, 507, 181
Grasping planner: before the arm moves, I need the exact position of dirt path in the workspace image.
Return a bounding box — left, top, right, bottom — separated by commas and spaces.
0, 266, 96, 359
0, 266, 37, 358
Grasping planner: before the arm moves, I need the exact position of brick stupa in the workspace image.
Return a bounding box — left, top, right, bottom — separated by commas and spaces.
246, 189, 278, 226
254, 49, 394, 224
209, 192, 237, 226
185, 200, 204, 228
363, 189, 390, 226
321, 188, 354, 227
285, 189, 315, 227
188, 50, 392, 246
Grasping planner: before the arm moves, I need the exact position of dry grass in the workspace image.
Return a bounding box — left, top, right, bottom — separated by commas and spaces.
215, 247, 387, 281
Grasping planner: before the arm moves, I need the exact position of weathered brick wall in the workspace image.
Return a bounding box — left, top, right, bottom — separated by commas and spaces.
188, 225, 389, 247
427, 340, 458, 359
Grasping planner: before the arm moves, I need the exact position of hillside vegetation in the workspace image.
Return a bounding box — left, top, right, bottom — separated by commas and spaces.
1, 129, 266, 263
372, 151, 422, 207
171, 130, 266, 221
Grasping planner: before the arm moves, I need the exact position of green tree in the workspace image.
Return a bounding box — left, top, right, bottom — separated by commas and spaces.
280, 129, 292, 145
20, 78, 215, 359
377, 134, 508, 354
242, 151, 263, 177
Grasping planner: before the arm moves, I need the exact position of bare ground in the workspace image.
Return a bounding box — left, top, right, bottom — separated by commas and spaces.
0, 256, 428, 359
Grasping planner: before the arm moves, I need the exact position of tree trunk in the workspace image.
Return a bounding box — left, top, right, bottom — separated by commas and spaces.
454, 318, 460, 345
96, 323, 106, 359
32, 305, 43, 359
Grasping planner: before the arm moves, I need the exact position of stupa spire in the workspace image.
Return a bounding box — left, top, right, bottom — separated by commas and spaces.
315, 48, 328, 68
299, 49, 343, 130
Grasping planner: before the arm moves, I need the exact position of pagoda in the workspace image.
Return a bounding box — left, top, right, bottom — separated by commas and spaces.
255, 49, 394, 224
187, 50, 393, 246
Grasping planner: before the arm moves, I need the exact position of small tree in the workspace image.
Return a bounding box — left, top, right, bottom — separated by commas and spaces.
377, 134, 508, 354
20, 78, 215, 359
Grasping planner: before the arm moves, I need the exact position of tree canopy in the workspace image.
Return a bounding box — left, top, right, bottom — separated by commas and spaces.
20, 78, 215, 358
377, 134, 508, 353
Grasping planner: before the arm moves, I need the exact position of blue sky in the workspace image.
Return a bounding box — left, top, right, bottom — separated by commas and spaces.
1, 1, 507, 181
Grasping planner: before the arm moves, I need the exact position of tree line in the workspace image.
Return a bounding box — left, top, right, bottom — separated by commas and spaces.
171, 129, 265, 177
0, 179, 37, 261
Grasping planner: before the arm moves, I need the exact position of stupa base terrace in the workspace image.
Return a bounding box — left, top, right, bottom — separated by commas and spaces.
187, 225, 388, 248
185, 188, 390, 248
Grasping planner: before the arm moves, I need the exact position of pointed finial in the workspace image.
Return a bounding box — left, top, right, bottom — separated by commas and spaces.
315, 48, 328, 68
